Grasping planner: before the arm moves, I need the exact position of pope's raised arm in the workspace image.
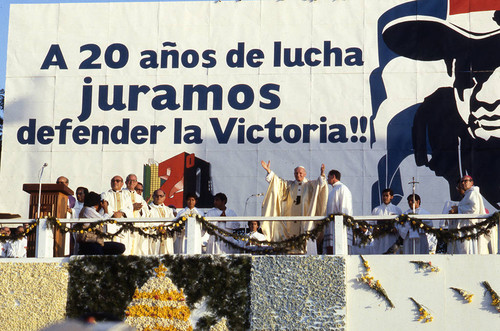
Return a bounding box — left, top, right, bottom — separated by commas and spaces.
261, 160, 271, 174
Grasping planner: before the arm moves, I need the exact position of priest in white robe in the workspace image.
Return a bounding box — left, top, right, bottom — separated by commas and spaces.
371, 188, 402, 254
400, 194, 437, 254
101, 175, 134, 252
123, 174, 150, 255
260, 161, 328, 254
449, 175, 497, 254
72, 187, 88, 219
148, 189, 175, 255
323, 169, 353, 254
205, 193, 238, 254
175, 193, 203, 254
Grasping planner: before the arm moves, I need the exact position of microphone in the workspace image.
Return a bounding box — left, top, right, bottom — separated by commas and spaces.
42, 163, 48, 167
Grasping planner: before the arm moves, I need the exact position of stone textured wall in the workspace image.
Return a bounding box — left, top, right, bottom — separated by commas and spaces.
0, 262, 69, 330
250, 256, 346, 330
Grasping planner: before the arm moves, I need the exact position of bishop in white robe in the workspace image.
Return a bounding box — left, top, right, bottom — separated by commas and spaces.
449, 176, 496, 254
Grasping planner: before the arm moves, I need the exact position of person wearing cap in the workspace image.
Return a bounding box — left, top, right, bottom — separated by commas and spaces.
382, 8, 500, 212
260, 161, 328, 255
449, 175, 496, 254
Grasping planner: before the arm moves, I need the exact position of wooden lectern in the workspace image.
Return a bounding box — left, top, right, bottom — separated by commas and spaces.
23, 183, 74, 257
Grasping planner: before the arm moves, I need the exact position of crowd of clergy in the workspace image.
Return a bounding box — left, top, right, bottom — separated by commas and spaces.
259, 161, 497, 256
1, 163, 497, 257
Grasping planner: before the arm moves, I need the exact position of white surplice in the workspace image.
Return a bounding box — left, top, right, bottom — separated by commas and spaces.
148, 202, 175, 255
205, 207, 238, 254
101, 189, 134, 253
323, 181, 353, 251
449, 186, 496, 254
175, 207, 203, 254
122, 188, 151, 255
400, 208, 437, 254
371, 203, 402, 254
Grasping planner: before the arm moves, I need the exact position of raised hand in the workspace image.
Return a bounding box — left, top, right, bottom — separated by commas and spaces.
261, 160, 271, 174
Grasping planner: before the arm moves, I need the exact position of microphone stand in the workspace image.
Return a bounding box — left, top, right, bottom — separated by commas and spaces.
244, 193, 264, 216
37, 163, 48, 221
408, 177, 419, 254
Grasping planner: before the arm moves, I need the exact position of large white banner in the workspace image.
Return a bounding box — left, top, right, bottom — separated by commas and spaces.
2, 0, 499, 217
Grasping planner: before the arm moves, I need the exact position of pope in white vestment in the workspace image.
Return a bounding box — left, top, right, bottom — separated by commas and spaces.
260, 161, 328, 254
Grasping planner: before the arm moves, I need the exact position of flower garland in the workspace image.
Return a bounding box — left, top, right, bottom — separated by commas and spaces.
409, 261, 440, 273
409, 297, 433, 323
449, 287, 473, 303
2, 212, 498, 254
357, 255, 394, 308
0, 216, 187, 243
197, 214, 339, 254
481, 281, 500, 313
345, 212, 500, 247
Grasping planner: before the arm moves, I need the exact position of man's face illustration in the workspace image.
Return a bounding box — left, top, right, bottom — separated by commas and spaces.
455, 59, 500, 142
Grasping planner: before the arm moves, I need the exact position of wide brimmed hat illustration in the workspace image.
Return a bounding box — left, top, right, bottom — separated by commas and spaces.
382, 2, 500, 142
382, 4, 500, 71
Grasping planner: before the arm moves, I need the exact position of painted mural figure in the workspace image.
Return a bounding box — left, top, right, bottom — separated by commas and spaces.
375, 6, 500, 210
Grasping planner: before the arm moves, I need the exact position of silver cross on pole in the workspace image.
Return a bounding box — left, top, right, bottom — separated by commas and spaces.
408, 177, 420, 254
408, 177, 419, 214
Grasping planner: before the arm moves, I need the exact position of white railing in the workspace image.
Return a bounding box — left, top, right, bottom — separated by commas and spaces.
1, 214, 498, 257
